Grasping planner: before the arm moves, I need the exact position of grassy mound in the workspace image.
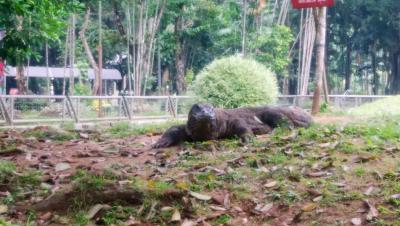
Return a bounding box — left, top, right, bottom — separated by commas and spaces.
348, 95, 400, 117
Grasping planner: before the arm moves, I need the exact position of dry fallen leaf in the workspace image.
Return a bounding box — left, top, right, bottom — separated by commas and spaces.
189, 191, 211, 201
301, 203, 317, 212
55, 162, 71, 172
307, 171, 328, 177
259, 203, 273, 213
313, 196, 323, 202
123, 216, 141, 226
364, 186, 375, 196
86, 204, 111, 219
181, 219, 196, 226
390, 194, 400, 199
332, 182, 346, 187
351, 217, 362, 225
171, 209, 181, 222
264, 181, 278, 188
0, 205, 8, 214
209, 205, 227, 211
161, 206, 174, 212
319, 143, 331, 148
364, 199, 379, 221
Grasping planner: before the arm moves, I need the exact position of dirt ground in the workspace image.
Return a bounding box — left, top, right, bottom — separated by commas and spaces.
1, 115, 400, 225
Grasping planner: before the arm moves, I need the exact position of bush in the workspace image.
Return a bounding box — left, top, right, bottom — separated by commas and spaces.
191, 56, 278, 108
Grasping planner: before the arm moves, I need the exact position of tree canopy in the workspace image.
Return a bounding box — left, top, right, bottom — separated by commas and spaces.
1, 0, 400, 96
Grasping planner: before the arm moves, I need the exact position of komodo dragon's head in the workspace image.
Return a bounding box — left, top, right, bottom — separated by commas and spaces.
186, 103, 218, 141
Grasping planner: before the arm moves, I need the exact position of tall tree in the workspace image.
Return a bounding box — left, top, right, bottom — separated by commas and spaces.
0, 0, 79, 94
311, 7, 327, 115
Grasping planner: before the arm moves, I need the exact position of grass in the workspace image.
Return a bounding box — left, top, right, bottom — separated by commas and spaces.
106, 120, 184, 138
348, 95, 400, 117
0, 161, 16, 183
72, 169, 115, 191
22, 127, 77, 141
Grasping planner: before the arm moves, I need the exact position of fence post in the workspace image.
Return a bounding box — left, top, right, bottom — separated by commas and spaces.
167, 95, 177, 118
174, 96, 178, 117
65, 95, 78, 123
62, 97, 66, 122
0, 96, 12, 125
77, 97, 81, 120
118, 97, 122, 118
121, 95, 132, 120
10, 97, 15, 124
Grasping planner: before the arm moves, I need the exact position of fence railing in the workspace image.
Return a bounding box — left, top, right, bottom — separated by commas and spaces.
0, 94, 390, 126
276, 95, 389, 109
0, 95, 195, 126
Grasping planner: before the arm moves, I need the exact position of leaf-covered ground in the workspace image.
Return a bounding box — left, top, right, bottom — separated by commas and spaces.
1, 116, 400, 226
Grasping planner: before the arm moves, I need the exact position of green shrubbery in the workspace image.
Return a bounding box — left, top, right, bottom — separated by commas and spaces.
191, 56, 278, 108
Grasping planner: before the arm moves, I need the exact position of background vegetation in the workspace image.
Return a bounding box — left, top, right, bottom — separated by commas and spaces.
1, 0, 399, 96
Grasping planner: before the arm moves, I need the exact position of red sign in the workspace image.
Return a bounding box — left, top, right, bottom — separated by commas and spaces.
291, 0, 335, 9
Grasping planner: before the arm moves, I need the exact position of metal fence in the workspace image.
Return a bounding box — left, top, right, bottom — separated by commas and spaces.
0, 95, 195, 126
277, 95, 389, 109
0, 94, 390, 126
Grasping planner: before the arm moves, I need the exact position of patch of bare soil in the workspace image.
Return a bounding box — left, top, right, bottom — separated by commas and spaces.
313, 115, 357, 125
0, 118, 399, 225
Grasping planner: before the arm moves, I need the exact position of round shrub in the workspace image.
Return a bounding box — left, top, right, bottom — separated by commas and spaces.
191, 56, 278, 108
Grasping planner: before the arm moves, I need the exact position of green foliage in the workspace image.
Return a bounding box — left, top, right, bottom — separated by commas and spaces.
191, 56, 278, 108
353, 167, 366, 177
348, 96, 400, 117
212, 214, 231, 225
74, 83, 91, 96
72, 169, 113, 191
0, 161, 16, 184
250, 25, 294, 75
0, 0, 82, 64
73, 211, 89, 226
319, 102, 329, 113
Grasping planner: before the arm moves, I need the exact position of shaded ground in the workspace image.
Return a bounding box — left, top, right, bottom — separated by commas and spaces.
1, 115, 400, 225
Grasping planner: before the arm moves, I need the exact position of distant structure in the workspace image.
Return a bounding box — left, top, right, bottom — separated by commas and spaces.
4, 66, 122, 95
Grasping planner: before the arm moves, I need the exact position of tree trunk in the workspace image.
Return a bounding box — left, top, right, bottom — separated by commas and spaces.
389, 51, 400, 94
241, 0, 247, 56
344, 40, 352, 91
311, 7, 327, 115
69, 14, 76, 95
174, 4, 187, 95
16, 65, 26, 94
162, 66, 170, 94
371, 44, 378, 95
79, 9, 101, 95
175, 39, 187, 94
98, 0, 103, 96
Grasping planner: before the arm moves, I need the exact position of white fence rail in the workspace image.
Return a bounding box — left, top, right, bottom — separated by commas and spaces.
0, 95, 194, 126
0, 94, 390, 126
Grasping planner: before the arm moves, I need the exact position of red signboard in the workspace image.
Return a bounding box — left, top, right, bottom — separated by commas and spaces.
291, 0, 335, 9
